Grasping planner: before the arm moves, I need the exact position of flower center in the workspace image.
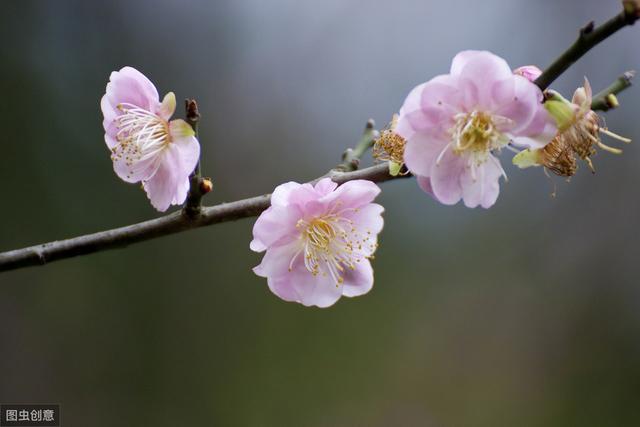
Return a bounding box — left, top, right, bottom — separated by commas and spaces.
111, 103, 171, 168
434, 110, 511, 182
291, 210, 374, 285
451, 111, 506, 157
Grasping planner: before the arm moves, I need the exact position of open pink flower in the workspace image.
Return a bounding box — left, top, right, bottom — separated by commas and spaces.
397, 51, 556, 208
101, 66, 200, 212
251, 178, 384, 308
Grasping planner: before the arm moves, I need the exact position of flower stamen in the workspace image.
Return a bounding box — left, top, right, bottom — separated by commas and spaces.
294, 212, 373, 286
450, 111, 511, 167
112, 103, 171, 173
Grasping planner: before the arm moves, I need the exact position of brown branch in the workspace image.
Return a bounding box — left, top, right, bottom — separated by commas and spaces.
534, 5, 638, 91
183, 99, 208, 217
0, 164, 406, 272
1, 4, 638, 274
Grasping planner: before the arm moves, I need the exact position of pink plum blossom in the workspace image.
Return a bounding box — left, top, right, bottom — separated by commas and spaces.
251, 178, 384, 308
397, 51, 556, 208
101, 66, 200, 212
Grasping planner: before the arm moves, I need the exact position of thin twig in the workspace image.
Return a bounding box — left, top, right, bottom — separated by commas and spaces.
591, 70, 636, 111
184, 99, 206, 217
335, 119, 378, 172
0, 164, 407, 272
534, 7, 638, 91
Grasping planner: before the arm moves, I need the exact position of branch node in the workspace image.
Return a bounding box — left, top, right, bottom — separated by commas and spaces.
33, 247, 47, 265
580, 21, 595, 37
182, 206, 202, 220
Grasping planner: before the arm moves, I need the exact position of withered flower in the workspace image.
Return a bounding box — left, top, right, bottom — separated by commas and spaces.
514, 78, 631, 177
372, 114, 407, 176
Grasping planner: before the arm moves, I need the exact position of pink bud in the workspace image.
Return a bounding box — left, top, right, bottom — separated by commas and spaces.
513, 65, 543, 82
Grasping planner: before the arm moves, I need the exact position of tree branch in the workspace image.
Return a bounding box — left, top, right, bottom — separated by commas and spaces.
534, 6, 638, 91
0, 164, 406, 272
1, 5, 638, 274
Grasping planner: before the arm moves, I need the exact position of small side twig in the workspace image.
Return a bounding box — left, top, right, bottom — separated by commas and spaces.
591, 70, 636, 111
183, 99, 210, 218
334, 119, 379, 172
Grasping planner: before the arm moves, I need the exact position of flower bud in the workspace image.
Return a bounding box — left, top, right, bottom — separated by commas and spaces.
513, 65, 543, 82
623, 0, 640, 17
606, 93, 620, 109
200, 178, 213, 194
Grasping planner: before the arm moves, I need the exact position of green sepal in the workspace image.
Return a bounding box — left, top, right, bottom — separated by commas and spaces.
512, 149, 543, 169
544, 91, 575, 132
388, 161, 402, 176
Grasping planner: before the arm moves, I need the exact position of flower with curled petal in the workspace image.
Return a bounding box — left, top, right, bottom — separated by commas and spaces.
101, 66, 200, 211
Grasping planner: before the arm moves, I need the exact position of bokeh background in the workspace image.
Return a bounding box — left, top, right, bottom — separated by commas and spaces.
1, 0, 640, 426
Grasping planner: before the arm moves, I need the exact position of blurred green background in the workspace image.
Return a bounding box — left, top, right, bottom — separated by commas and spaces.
1, 1, 640, 426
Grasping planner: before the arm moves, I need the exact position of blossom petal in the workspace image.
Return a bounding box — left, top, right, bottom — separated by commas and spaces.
111, 147, 161, 183
313, 177, 338, 196
102, 67, 160, 117
100, 96, 120, 149
346, 203, 384, 235
572, 77, 593, 117
404, 133, 449, 178
341, 260, 374, 298
396, 82, 426, 139
451, 50, 512, 83
158, 92, 177, 121
416, 175, 436, 198
450, 50, 482, 76
265, 275, 303, 304
460, 155, 503, 209
142, 157, 186, 211
320, 179, 381, 209
278, 265, 344, 308
169, 121, 200, 170
142, 133, 199, 212
250, 205, 302, 252
491, 75, 542, 132
415, 76, 461, 132
451, 51, 513, 108
101, 67, 162, 147
429, 148, 465, 205
397, 75, 460, 139
252, 239, 301, 277
271, 182, 318, 208
510, 106, 557, 149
